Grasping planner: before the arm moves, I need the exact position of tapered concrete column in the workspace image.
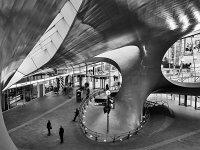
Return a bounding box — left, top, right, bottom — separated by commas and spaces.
95, 45, 166, 132
97, 46, 148, 130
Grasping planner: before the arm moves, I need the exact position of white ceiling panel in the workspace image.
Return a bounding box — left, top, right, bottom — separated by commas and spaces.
3, 71, 26, 91
70, 0, 83, 11
3, 0, 84, 91
18, 57, 37, 75
61, 1, 76, 27
41, 38, 52, 47
41, 27, 57, 42
55, 18, 70, 39
45, 13, 63, 33
50, 31, 63, 49
46, 41, 57, 58
31, 50, 51, 68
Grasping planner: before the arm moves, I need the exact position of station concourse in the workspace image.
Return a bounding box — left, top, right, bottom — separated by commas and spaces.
1, 0, 200, 150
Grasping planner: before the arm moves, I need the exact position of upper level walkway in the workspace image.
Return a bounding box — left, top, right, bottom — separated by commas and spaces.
3, 91, 200, 150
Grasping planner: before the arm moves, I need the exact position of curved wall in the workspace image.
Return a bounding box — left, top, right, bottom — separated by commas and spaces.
96, 46, 147, 130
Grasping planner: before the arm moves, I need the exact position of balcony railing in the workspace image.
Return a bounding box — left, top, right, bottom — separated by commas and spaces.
78, 88, 150, 143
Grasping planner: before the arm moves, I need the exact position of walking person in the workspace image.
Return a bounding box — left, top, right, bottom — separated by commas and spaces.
86, 87, 90, 98
106, 84, 109, 90
73, 108, 79, 121
59, 126, 64, 143
47, 120, 52, 136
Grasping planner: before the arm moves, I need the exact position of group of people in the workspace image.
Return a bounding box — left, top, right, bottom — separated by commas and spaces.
46, 120, 64, 143
46, 108, 79, 144
185, 43, 193, 53
185, 42, 200, 53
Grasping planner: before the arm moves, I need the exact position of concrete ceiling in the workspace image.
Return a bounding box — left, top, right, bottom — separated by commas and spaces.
0, 0, 67, 84
43, 0, 200, 69
40, 0, 200, 95
2, 0, 200, 90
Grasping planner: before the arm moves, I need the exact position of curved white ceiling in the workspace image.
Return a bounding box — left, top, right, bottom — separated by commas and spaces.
3, 0, 83, 91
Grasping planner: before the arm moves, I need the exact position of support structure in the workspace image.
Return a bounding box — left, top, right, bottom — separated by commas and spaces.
7, 90, 9, 110
195, 96, 197, 110
96, 46, 147, 130
184, 95, 187, 107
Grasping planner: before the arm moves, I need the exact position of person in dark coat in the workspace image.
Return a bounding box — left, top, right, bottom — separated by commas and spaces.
73, 108, 79, 121
86, 87, 90, 98
59, 126, 64, 143
106, 84, 109, 90
47, 120, 52, 136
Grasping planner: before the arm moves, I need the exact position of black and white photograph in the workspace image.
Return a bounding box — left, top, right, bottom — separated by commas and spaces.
0, 0, 200, 150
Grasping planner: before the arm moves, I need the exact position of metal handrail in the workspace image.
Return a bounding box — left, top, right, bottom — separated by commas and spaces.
78, 89, 151, 142
163, 72, 200, 83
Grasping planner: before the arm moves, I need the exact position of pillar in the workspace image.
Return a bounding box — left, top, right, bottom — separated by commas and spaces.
37, 83, 40, 98
30, 85, 33, 101
190, 95, 192, 106
43, 82, 45, 96
96, 46, 145, 131
23, 87, 26, 105
37, 83, 44, 98
79, 76, 82, 87
86, 63, 88, 83
109, 64, 111, 87
93, 67, 95, 89
1, 91, 6, 111
101, 78, 103, 88
93, 77, 95, 89
7, 90, 10, 110
173, 42, 176, 76
101, 78, 103, 89
72, 75, 74, 87
195, 96, 197, 109
99, 78, 101, 89
71, 66, 75, 87
184, 95, 187, 107
104, 78, 105, 89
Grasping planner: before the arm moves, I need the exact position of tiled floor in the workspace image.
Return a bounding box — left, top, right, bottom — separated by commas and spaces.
3, 92, 200, 150
3, 92, 69, 131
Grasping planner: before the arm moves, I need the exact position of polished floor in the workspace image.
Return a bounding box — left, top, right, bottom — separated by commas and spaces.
3, 92, 200, 150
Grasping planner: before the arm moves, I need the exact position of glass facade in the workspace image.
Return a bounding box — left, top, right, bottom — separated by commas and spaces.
2, 62, 121, 111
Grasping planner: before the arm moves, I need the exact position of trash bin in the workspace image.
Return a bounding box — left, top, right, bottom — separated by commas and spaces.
76, 89, 82, 102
